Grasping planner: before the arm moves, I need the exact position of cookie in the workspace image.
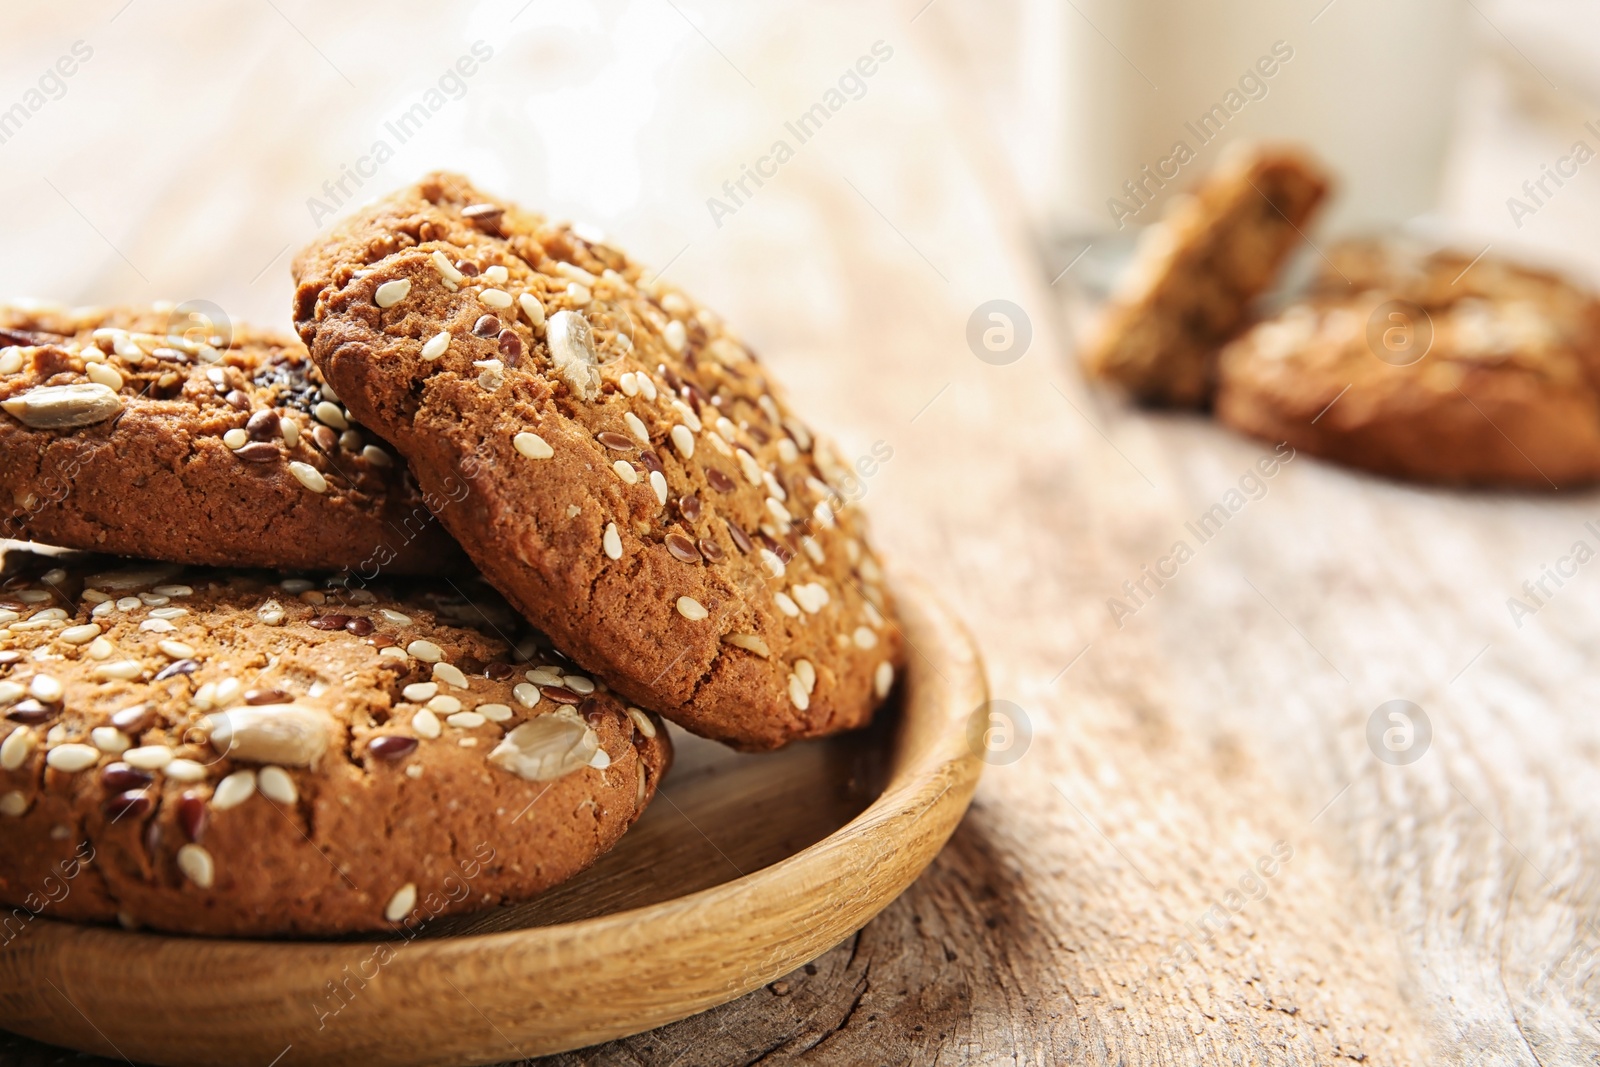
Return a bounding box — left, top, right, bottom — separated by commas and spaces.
1080, 143, 1332, 406
1215, 283, 1600, 487
291, 173, 901, 750
0, 546, 671, 937
0, 303, 464, 574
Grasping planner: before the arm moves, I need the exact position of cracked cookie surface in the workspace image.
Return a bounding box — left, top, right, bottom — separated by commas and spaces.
0, 303, 463, 574
0, 546, 670, 937
292, 173, 901, 750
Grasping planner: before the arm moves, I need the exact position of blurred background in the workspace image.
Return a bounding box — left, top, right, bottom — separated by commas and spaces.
7, 2, 1600, 1063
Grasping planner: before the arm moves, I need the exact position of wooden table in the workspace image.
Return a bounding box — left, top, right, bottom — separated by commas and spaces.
4, 2, 1598, 1063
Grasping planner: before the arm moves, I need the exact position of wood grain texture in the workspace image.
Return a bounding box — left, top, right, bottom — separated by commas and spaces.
4, 1, 1600, 1064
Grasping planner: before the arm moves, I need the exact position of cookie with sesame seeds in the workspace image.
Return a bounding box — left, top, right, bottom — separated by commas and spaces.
1216, 283, 1600, 487
292, 173, 901, 751
0, 545, 671, 937
0, 302, 464, 574
1080, 143, 1332, 407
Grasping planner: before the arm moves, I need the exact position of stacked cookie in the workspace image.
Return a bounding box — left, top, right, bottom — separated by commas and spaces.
0, 174, 902, 936
1083, 143, 1600, 488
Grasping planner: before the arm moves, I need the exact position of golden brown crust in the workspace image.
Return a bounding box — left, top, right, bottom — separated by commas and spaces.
1081, 144, 1333, 407
291, 173, 902, 750
0, 547, 670, 937
0, 303, 465, 575
1216, 283, 1600, 488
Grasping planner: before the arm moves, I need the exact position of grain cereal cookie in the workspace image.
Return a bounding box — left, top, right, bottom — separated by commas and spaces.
0, 302, 463, 574
1081, 143, 1332, 407
1215, 278, 1600, 487
291, 173, 901, 750
0, 546, 670, 937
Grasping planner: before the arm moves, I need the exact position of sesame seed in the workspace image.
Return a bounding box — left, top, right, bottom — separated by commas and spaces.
874, 662, 894, 698
123, 745, 173, 770
478, 703, 513, 722
279, 418, 301, 448
802, 538, 825, 564
484, 264, 509, 285
0, 681, 20, 704
724, 632, 770, 657
619, 371, 639, 397
60, 623, 100, 645
788, 674, 810, 711
91, 727, 129, 754
853, 626, 878, 649
431, 250, 465, 284
672, 400, 702, 432
93, 660, 142, 682
313, 401, 348, 431
637, 375, 658, 402
212, 769, 256, 810
0, 792, 26, 817
45, 744, 100, 773
433, 663, 469, 689
178, 844, 215, 888
413, 708, 442, 739
86, 362, 122, 390
663, 320, 687, 353
1, 728, 36, 771
763, 472, 786, 501
563, 675, 595, 694
603, 522, 623, 560
792, 582, 830, 614
777, 438, 799, 463
150, 606, 187, 619
288, 461, 328, 493
427, 694, 463, 714
385, 883, 417, 922
447, 711, 486, 729
676, 596, 709, 621
165, 759, 206, 782
406, 640, 444, 663
256, 766, 297, 805
89, 604, 114, 622
514, 431, 554, 460
589, 747, 611, 769
139, 619, 176, 634
379, 646, 408, 662
512, 682, 540, 708
566, 282, 592, 305
737, 449, 762, 484
624, 412, 650, 444
519, 292, 545, 327
759, 549, 786, 578
220, 427, 249, 451
421, 331, 451, 360
379, 609, 412, 626
402, 682, 438, 702
794, 659, 816, 694
766, 498, 792, 530
154, 585, 193, 597
29, 675, 62, 703
375, 279, 412, 308
479, 288, 513, 309
0, 349, 22, 375
613, 460, 638, 485
649, 470, 669, 505
774, 592, 800, 617
671, 424, 695, 458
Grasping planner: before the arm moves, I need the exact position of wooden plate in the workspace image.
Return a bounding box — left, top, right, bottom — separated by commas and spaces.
0, 580, 986, 1067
